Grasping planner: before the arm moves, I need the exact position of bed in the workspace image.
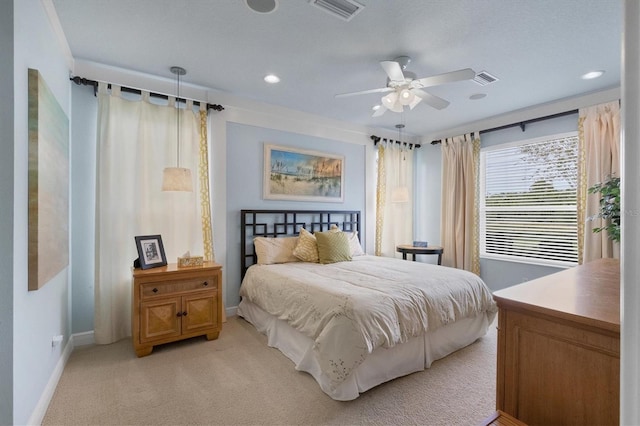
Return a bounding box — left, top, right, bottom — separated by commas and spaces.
237, 209, 497, 401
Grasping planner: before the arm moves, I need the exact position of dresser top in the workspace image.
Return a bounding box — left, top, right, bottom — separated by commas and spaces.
493, 258, 620, 333
132, 261, 221, 277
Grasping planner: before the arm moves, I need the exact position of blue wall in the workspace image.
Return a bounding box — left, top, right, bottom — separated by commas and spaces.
0, 1, 14, 423
225, 122, 366, 307
70, 84, 97, 333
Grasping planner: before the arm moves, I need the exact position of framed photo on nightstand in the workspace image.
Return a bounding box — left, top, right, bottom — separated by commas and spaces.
134, 234, 167, 269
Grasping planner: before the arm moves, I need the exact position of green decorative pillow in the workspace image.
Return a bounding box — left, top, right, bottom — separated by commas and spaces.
293, 228, 319, 263
315, 231, 352, 264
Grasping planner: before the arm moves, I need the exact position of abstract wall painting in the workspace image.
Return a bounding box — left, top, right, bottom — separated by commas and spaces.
28, 68, 69, 291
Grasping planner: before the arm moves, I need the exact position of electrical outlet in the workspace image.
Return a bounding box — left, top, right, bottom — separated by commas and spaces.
52, 335, 64, 347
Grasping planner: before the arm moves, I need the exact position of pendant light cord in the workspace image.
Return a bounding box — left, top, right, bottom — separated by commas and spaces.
176, 70, 181, 168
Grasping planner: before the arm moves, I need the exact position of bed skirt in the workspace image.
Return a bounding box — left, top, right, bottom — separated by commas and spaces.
237, 299, 492, 401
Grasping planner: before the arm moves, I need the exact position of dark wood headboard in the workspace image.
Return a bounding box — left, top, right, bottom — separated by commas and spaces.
240, 209, 361, 279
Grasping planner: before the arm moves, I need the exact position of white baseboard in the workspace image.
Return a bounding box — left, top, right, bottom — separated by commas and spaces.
26, 331, 94, 425
72, 330, 95, 347
27, 337, 74, 425
225, 306, 238, 318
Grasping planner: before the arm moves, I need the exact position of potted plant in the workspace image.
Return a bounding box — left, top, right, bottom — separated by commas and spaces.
587, 174, 620, 243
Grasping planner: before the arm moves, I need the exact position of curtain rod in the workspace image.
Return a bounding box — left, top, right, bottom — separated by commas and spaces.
429, 109, 578, 145
370, 135, 421, 149
70, 76, 225, 111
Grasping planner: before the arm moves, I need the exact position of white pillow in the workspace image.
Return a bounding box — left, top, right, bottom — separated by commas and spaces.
330, 224, 365, 256
253, 236, 300, 265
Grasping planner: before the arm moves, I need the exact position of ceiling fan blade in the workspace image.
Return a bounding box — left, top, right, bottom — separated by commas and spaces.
416, 68, 476, 88
335, 87, 393, 98
413, 90, 450, 110
380, 60, 405, 82
372, 106, 386, 117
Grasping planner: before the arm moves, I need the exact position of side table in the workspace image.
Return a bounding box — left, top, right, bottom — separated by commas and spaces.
396, 245, 443, 265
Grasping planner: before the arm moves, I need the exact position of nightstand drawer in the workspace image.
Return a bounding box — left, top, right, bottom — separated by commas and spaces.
140, 277, 216, 299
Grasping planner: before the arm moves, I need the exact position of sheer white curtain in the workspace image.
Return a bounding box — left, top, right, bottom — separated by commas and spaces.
440, 132, 480, 274
94, 83, 210, 344
578, 101, 620, 263
375, 141, 414, 257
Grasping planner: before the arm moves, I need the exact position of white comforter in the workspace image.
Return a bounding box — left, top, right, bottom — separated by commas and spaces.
239, 255, 497, 391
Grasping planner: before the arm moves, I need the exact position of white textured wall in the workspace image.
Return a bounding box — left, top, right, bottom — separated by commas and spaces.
621, 1, 640, 423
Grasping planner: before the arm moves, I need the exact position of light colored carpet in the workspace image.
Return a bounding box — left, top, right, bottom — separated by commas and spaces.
43, 316, 497, 426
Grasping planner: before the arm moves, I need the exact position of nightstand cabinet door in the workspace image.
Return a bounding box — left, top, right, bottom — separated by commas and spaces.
182, 292, 217, 333
140, 298, 181, 343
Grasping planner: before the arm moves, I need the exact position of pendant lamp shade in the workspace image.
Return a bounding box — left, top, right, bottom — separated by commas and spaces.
391, 186, 410, 203
162, 66, 193, 192
162, 167, 193, 192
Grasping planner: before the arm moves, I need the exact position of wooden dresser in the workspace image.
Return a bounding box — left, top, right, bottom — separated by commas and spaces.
493, 258, 620, 426
132, 262, 223, 357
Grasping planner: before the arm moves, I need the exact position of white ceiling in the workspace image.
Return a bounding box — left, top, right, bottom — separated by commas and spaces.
51, 0, 622, 138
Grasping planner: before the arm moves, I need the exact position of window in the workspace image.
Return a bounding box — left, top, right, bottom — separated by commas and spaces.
480, 132, 578, 266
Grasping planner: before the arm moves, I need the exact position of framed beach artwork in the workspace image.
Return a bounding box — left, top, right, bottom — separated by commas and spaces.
264, 144, 344, 202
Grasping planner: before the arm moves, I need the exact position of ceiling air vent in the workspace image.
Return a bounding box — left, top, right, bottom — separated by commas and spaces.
309, 0, 364, 21
473, 71, 499, 86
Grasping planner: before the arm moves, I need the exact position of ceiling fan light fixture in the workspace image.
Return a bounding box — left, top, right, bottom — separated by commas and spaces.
398, 88, 415, 105
408, 93, 422, 109
382, 91, 397, 107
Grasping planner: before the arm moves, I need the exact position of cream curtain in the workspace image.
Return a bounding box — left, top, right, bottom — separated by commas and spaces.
375, 141, 414, 257
578, 101, 620, 263
94, 84, 213, 344
440, 133, 480, 274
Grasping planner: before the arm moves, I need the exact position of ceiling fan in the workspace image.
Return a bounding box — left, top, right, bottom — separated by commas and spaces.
335, 56, 476, 117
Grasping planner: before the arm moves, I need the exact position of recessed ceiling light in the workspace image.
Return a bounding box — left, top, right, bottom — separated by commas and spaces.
246, 0, 278, 14
469, 93, 487, 100
582, 70, 605, 80
264, 74, 280, 84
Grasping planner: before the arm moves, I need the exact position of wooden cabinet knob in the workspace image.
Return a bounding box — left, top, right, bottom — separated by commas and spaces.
203, 281, 208, 286
176, 312, 182, 317
152, 288, 158, 293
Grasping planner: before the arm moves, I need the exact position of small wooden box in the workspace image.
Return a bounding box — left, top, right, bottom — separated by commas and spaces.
177, 256, 204, 268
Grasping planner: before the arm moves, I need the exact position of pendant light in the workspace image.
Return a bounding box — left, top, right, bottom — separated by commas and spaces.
162, 66, 193, 192
391, 123, 410, 203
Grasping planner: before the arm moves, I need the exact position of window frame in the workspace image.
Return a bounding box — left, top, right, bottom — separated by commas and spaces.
479, 131, 579, 268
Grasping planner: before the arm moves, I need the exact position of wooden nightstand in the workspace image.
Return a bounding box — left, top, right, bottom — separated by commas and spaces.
396, 244, 443, 265
131, 262, 223, 357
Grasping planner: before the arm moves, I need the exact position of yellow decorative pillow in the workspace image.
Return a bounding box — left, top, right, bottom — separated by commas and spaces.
315, 231, 352, 264
293, 228, 319, 263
